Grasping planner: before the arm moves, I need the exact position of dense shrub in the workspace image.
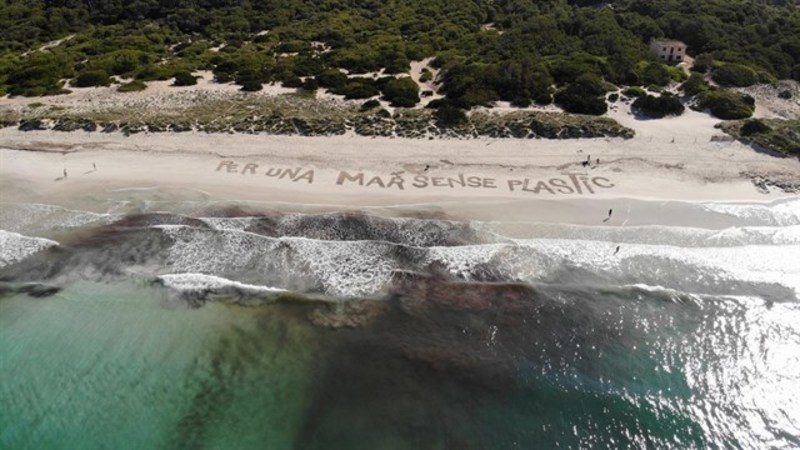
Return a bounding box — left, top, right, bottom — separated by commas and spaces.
5, 54, 73, 96
381, 77, 420, 107
336, 81, 379, 99
301, 78, 318, 91
316, 69, 348, 89
622, 86, 646, 97
281, 77, 303, 88
740, 119, 771, 136
73, 70, 111, 87
419, 68, 433, 83
554, 75, 609, 115
235, 68, 266, 90
692, 54, 714, 73
361, 99, 381, 110
697, 89, 755, 119
136, 64, 176, 81
511, 96, 532, 107
435, 105, 467, 127
441, 61, 553, 108
2, 0, 800, 104
117, 80, 147, 92
640, 62, 671, 86
632, 93, 685, 118
240, 79, 263, 92
680, 73, 710, 96
712, 64, 758, 87
172, 71, 198, 86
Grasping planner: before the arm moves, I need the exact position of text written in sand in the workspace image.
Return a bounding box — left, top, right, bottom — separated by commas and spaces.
215, 160, 616, 195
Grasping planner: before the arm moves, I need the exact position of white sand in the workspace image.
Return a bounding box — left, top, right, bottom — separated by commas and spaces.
1, 105, 798, 216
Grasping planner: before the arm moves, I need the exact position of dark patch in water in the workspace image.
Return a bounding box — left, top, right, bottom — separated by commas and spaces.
293, 281, 706, 449
0, 282, 61, 298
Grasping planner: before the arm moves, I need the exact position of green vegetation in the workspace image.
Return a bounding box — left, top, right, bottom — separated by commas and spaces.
1, 0, 798, 116
118, 80, 147, 92
711, 63, 759, 87
335, 81, 380, 100
172, 71, 198, 86
554, 75, 609, 115
720, 119, 800, 158
73, 70, 112, 87
696, 89, 755, 120
360, 99, 381, 110
419, 68, 433, 83
632, 93, 685, 118
623, 86, 646, 98
382, 77, 420, 107
435, 106, 468, 128
740, 119, 772, 136
680, 73, 710, 96
0, 92, 633, 139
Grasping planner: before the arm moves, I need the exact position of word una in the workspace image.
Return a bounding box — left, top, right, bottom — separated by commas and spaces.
216, 160, 313, 183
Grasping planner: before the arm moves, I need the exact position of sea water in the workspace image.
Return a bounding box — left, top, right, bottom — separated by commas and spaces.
1, 196, 799, 449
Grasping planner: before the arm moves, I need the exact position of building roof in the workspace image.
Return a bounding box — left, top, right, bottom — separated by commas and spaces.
651, 39, 686, 46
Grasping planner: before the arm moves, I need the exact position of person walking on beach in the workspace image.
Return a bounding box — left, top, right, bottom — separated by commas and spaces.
93, 163, 96, 170
614, 245, 621, 255
603, 208, 613, 223
63, 168, 67, 178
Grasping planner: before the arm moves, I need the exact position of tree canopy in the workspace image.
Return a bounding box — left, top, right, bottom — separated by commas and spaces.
2, 0, 799, 106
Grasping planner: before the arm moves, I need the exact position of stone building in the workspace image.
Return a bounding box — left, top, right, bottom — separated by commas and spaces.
650, 39, 687, 63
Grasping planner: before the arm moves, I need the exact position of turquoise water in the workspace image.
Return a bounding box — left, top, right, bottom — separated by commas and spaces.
3, 280, 800, 448
1, 282, 316, 449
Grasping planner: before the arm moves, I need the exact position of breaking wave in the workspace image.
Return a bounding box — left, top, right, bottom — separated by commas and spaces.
1, 202, 798, 300
0, 230, 58, 268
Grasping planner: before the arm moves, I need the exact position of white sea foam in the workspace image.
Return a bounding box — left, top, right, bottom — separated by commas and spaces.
0, 230, 58, 267
158, 226, 398, 297
11, 201, 795, 299
511, 239, 800, 298
157, 273, 285, 293
701, 198, 800, 226
154, 221, 800, 299
491, 222, 800, 247
0, 203, 118, 234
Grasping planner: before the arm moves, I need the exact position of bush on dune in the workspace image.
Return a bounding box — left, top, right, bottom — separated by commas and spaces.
680, 73, 710, 96
554, 75, 609, 115
740, 119, 771, 136
696, 89, 755, 120
623, 86, 646, 98
73, 70, 112, 87
632, 93, 685, 118
117, 80, 147, 92
381, 77, 420, 107
712, 63, 758, 87
172, 71, 198, 86
434, 105, 467, 127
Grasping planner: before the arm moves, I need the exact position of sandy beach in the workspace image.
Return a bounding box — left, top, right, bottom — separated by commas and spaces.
2, 109, 798, 211
2, 81, 799, 231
